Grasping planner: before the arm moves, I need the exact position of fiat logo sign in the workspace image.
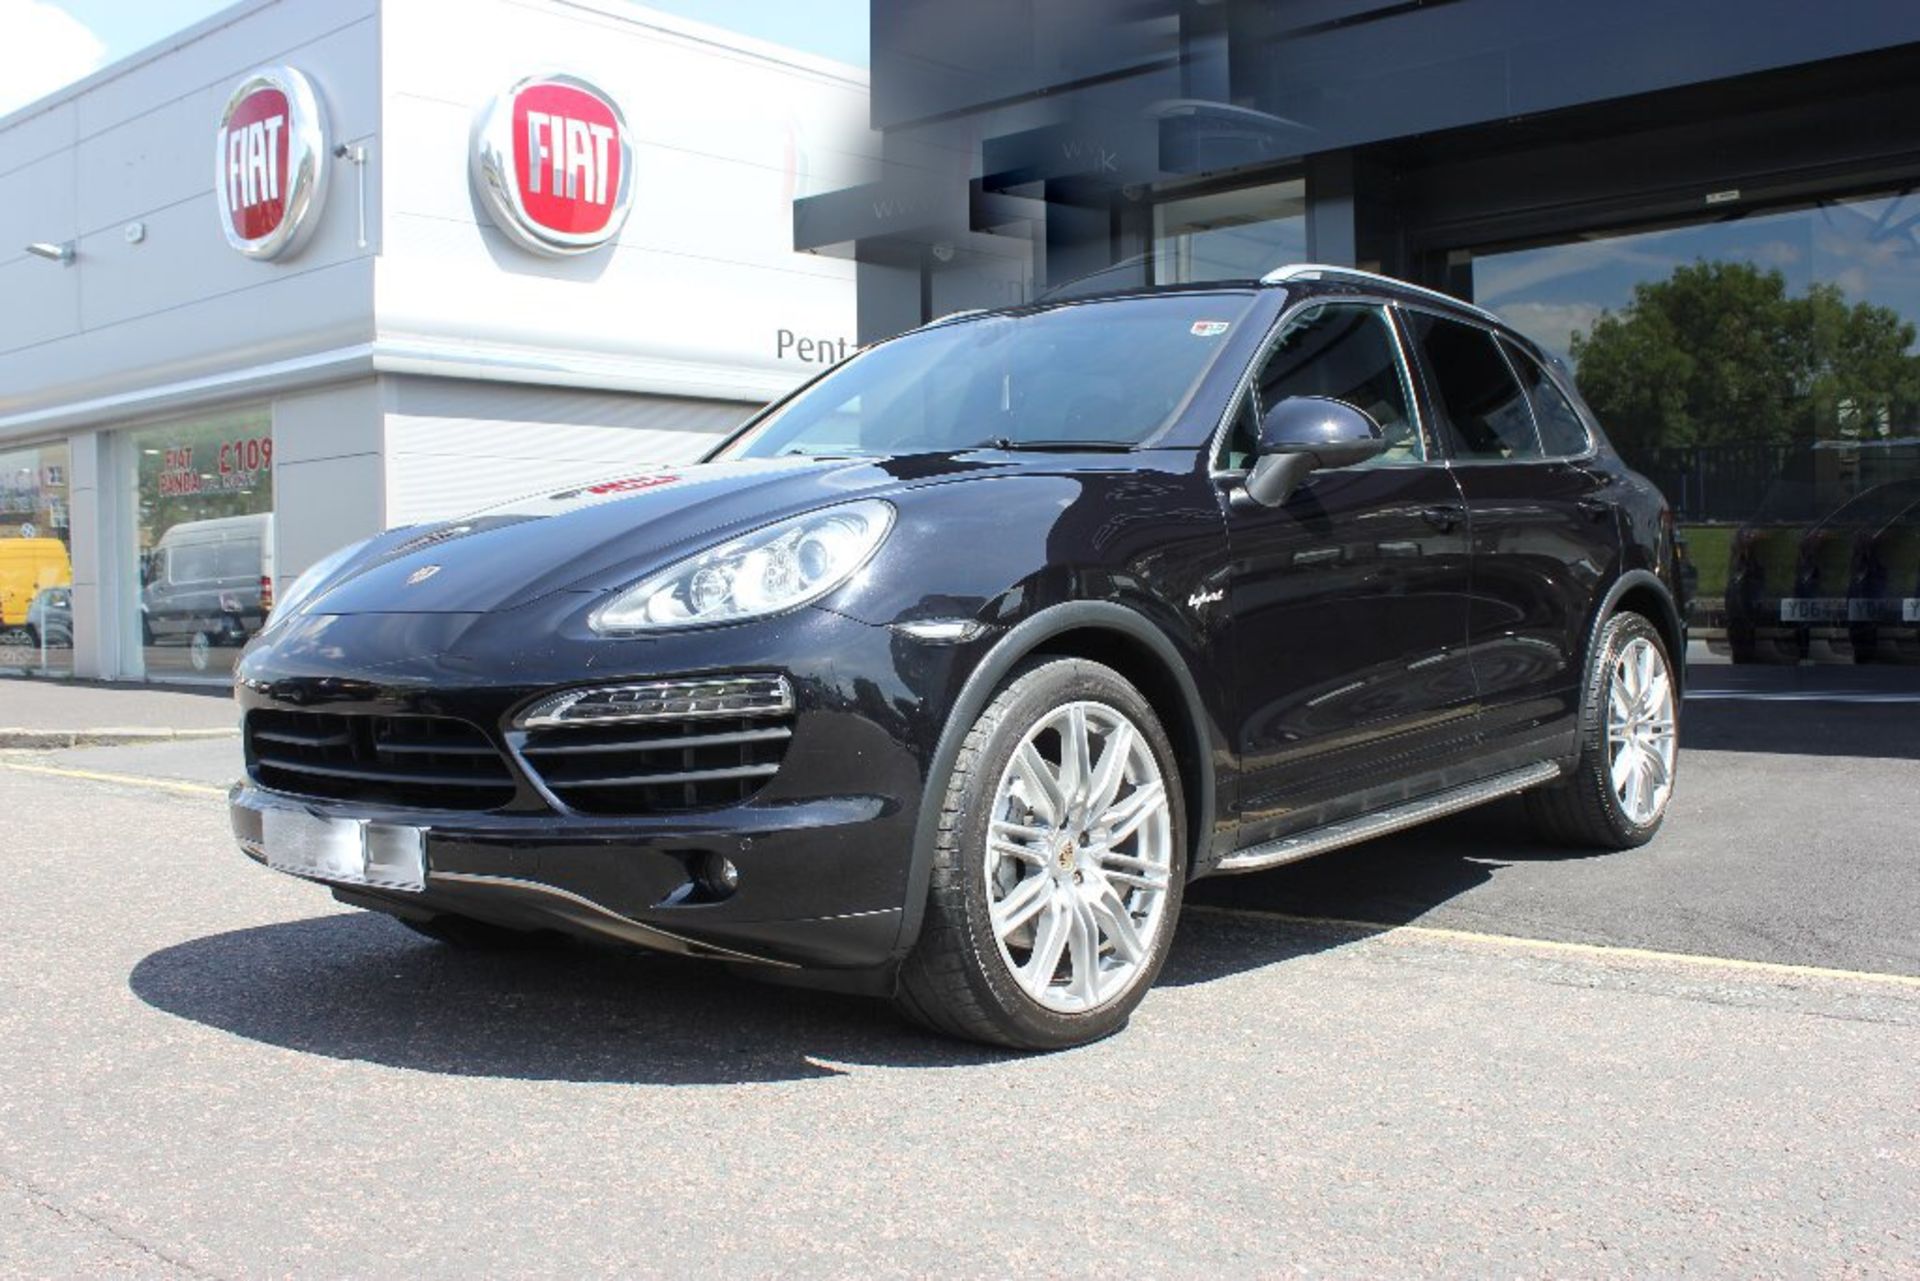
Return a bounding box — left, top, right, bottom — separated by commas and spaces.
472, 73, 633, 256
215, 65, 329, 260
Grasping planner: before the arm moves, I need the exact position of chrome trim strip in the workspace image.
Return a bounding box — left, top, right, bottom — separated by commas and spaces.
1217, 761, 1562, 873
552, 762, 781, 789
428, 871, 797, 967
520, 725, 792, 756
1262, 262, 1502, 325
517, 675, 795, 728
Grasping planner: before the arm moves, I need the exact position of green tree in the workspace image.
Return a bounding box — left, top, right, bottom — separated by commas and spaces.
1569, 260, 1920, 459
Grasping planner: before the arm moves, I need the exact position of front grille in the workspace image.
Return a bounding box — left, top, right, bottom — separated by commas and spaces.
519, 715, 793, 815
246, 710, 516, 810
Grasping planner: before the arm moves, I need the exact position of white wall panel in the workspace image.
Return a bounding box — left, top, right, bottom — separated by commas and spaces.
382, 375, 747, 526
73, 0, 376, 138
0, 98, 76, 176
0, 258, 375, 428
273, 379, 386, 580
0, 257, 82, 354
0, 150, 76, 258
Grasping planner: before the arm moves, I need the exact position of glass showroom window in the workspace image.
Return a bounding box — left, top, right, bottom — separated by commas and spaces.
0, 441, 74, 677
1469, 188, 1920, 667
127, 408, 275, 682
1154, 179, 1307, 284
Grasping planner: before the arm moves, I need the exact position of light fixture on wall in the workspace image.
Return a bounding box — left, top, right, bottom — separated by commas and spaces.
24, 241, 76, 264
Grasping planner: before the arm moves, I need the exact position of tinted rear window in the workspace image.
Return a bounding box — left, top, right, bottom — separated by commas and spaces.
1406, 313, 1540, 461
1502, 338, 1591, 457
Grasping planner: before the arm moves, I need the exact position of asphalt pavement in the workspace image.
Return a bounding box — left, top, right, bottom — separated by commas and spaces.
1, 686, 1917, 1276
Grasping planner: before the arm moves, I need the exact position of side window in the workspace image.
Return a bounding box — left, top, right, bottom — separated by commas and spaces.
1501, 338, 1592, 457
1223, 303, 1422, 470
1406, 313, 1542, 461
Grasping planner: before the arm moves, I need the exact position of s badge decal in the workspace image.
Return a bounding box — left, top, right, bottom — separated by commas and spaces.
406, 565, 442, 586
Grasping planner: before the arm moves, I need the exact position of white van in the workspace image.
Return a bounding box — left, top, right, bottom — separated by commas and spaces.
141, 513, 275, 661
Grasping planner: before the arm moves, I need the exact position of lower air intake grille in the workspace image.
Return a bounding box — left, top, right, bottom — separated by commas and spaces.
519, 715, 792, 815
246, 710, 515, 810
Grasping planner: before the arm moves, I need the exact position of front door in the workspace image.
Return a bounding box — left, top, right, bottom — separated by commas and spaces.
1221, 301, 1478, 848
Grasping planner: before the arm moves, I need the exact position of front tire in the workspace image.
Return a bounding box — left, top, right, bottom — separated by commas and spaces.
1527, 611, 1679, 849
896, 658, 1187, 1051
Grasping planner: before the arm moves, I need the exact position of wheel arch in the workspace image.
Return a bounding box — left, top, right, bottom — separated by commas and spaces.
890, 601, 1219, 961
1583, 570, 1686, 731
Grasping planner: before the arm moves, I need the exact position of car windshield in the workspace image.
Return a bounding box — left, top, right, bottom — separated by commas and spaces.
715, 292, 1257, 460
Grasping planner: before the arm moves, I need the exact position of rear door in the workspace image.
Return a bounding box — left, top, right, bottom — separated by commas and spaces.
1400, 312, 1620, 756
1220, 301, 1478, 846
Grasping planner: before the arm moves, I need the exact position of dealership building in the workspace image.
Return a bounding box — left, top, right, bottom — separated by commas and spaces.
797, 1, 1920, 667
0, 0, 867, 682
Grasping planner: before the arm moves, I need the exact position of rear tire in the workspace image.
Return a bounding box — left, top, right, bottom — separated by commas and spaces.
895, 658, 1187, 1051
1527, 611, 1678, 850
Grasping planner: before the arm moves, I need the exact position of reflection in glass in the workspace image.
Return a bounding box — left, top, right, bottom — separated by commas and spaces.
129, 408, 276, 681
0, 441, 73, 677
1154, 180, 1306, 283
1471, 190, 1920, 667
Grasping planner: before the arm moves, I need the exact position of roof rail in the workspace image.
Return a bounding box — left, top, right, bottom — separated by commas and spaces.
1261, 263, 1501, 324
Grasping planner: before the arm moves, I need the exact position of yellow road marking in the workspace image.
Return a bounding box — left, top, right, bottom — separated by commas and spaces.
0, 760, 227, 798
1187, 904, 1920, 991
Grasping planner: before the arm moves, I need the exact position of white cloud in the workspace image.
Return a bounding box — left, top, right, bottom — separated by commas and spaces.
0, 1, 106, 118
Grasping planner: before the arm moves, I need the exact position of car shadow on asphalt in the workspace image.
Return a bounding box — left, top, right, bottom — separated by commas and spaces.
1178, 796, 1613, 940
127, 911, 1023, 1085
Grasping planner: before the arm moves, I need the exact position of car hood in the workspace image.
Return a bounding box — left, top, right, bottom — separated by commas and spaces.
304, 453, 1016, 616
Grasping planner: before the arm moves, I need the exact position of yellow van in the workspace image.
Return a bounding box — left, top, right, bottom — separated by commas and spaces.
0, 538, 72, 627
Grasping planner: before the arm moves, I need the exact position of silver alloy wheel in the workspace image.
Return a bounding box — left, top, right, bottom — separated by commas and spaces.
983, 700, 1174, 1013
1606, 635, 1677, 825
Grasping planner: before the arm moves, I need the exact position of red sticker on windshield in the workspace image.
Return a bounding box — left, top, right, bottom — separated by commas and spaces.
1190, 321, 1230, 337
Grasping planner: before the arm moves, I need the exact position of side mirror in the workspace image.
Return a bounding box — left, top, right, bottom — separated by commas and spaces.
1243, 395, 1388, 507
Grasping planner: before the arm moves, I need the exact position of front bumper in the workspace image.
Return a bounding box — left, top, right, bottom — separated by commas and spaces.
229, 783, 906, 968
229, 600, 982, 971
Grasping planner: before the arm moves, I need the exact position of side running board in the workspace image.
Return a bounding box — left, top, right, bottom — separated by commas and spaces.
1216, 761, 1562, 873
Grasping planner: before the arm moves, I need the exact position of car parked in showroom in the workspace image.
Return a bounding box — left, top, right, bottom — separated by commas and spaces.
230, 265, 1686, 1050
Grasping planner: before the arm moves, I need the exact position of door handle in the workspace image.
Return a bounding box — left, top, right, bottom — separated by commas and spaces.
1577, 497, 1611, 521
1421, 505, 1463, 532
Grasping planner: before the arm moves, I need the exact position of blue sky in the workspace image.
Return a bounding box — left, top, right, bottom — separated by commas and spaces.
1, 0, 866, 116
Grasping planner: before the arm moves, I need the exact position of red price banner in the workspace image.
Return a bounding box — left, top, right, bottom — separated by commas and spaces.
157, 437, 272, 497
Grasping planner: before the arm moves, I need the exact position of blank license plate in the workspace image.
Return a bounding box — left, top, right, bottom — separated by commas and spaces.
261, 807, 426, 892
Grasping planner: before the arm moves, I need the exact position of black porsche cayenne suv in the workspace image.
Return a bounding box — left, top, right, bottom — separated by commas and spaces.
232, 264, 1684, 1050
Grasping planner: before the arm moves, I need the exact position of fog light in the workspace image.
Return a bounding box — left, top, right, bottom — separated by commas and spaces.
703, 853, 741, 895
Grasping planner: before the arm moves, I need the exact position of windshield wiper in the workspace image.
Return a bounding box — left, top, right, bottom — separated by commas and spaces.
978, 437, 1136, 453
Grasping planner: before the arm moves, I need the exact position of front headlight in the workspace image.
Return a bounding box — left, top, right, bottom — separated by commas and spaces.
590, 499, 894, 634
